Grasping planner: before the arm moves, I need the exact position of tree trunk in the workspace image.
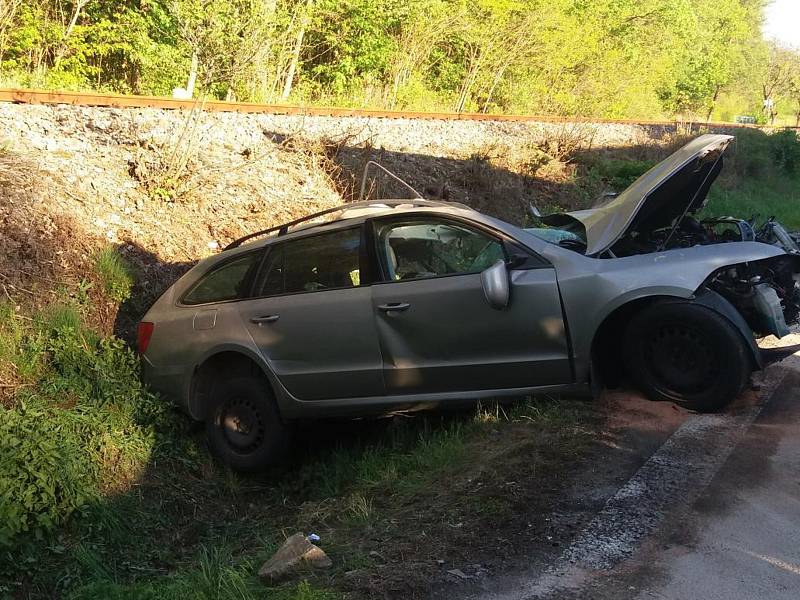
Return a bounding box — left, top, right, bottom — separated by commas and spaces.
455, 47, 481, 113
705, 84, 721, 123
282, 0, 313, 100
53, 0, 88, 69
187, 52, 198, 97
482, 64, 508, 113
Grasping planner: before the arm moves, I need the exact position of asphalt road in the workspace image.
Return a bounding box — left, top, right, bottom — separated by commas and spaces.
472, 355, 800, 600
629, 364, 800, 600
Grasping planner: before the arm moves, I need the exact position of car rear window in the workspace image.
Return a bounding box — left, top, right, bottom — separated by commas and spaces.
182, 252, 259, 305
256, 228, 361, 297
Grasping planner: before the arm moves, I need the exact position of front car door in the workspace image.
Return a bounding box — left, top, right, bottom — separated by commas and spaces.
238, 225, 385, 401
369, 215, 571, 395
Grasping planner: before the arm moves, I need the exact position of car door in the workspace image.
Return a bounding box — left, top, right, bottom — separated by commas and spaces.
237, 226, 385, 401
369, 215, 571, 395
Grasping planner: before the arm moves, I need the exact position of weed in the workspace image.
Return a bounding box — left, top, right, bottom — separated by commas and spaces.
129, 103, 205, 202
93, 248, 134, 304
68, 542, 340, 600
0, 303, 172, 548
345, 493, 374, 522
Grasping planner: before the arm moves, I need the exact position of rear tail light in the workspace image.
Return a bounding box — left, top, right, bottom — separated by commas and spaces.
137, 322, 154, 354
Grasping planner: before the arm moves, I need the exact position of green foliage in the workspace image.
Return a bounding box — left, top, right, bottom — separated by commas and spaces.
586, 158, 657, 191
0, 304, 170, 548
723, 128, 800, 179
770, 129, 800, 175
701, 129, 800, 227
0, 0, 792, 119
93, 247, 134, 303
73, 574, 339, 600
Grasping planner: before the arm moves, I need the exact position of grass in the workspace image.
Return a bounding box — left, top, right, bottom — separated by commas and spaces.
570, 128, 800, 229
703, 175, 800, 229
1, 391, 594, 599
68, 553, 340, 600
93, 248, 134, 304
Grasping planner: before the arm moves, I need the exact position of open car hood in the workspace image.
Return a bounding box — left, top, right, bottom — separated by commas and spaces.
542, 134, 734, 256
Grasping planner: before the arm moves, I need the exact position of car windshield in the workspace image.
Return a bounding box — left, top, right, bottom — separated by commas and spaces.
525, 225, 588, 253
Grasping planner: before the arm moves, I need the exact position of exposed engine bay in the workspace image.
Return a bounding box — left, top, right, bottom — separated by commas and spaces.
703, 254, 800, 339
610, 215, 800, 257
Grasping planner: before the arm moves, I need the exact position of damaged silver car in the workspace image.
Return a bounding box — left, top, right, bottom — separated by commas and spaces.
139, 134, 800, 471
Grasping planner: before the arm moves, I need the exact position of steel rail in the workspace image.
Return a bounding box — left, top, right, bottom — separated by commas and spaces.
1, 88, 796, 130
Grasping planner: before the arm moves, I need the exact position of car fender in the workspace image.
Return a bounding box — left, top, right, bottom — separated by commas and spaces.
689, 288, 763, 369
550, 243, 784, 383
187, 342, 284, 420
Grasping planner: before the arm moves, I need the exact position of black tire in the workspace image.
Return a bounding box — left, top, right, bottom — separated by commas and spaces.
623, 301, 751, 412
205, 376, 290, 472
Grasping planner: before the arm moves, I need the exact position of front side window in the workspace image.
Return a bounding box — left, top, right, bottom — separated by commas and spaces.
183, 252, 259, 305
257, 228, 361, 297
377, 219, 505, 281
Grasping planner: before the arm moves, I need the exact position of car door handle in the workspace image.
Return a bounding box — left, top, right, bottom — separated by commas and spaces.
377, 302, 411, 313
250, 315, 280, 324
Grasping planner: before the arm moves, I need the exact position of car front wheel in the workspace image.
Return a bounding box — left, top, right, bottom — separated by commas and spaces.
623, 301, 752, 412
205, 376, 289, 472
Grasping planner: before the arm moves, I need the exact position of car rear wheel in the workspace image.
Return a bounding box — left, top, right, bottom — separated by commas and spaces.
205, 376, 289, 472
623, 301, 751, 412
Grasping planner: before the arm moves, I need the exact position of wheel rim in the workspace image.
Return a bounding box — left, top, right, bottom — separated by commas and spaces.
643, 323, 719, 395
218, 395, 265, 453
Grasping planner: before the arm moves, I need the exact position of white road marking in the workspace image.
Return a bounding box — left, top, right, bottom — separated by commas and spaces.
478, 358, 798, 600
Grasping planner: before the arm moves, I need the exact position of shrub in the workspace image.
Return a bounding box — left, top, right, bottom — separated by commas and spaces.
770, 129, 800, 175
724, 128, 800, 181
93, 247, 134, 304
0, 305, 169, 547
587, 158, 656, 191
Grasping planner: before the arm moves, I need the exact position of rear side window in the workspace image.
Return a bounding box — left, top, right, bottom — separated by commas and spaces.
182, 252, 259, 305
257, 228, 361, 296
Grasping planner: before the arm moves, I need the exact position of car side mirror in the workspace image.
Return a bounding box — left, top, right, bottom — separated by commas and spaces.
480, 259, 510, 310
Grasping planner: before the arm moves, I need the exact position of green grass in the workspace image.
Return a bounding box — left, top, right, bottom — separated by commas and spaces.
93, 247, 134, 304
571, 128, 800, 229
703, 174, 800, 229
0, 302, 172, 550
68, 550, 340, 600
1, 387, 592, 599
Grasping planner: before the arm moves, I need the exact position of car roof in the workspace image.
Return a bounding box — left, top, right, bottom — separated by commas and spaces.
224, 199, 480, 251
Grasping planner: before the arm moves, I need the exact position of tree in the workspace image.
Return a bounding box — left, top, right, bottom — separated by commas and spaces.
761, 42, 796, 124
167, 0, 277, 98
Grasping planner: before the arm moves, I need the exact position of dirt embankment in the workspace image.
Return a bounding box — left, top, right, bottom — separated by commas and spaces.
0, 103, 688, 330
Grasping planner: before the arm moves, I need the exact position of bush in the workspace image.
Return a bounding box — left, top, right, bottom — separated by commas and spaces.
770, 129, 800, 175
0, 305, 169, 547
724, 128, 800, 181
587, 158, 656, 191
93, 248, 134, 303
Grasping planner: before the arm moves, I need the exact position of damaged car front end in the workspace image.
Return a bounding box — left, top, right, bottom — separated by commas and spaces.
702, 253, 800, 358
530, 133, 800, 386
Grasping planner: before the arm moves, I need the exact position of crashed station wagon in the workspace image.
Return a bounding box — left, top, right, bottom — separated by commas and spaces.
140, 134, 800, 471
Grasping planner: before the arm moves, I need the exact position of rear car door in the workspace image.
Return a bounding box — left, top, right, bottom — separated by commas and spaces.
237, 226, 385, 401
369, 215, 571, 395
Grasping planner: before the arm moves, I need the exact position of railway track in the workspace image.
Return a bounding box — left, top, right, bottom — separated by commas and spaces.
0, 88, 794, 130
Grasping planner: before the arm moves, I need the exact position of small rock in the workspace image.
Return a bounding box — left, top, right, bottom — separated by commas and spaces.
258, 532, 332, 583
447, 568, 470, 579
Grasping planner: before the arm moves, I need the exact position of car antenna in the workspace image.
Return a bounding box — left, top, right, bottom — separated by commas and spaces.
359, 161, 423, 201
